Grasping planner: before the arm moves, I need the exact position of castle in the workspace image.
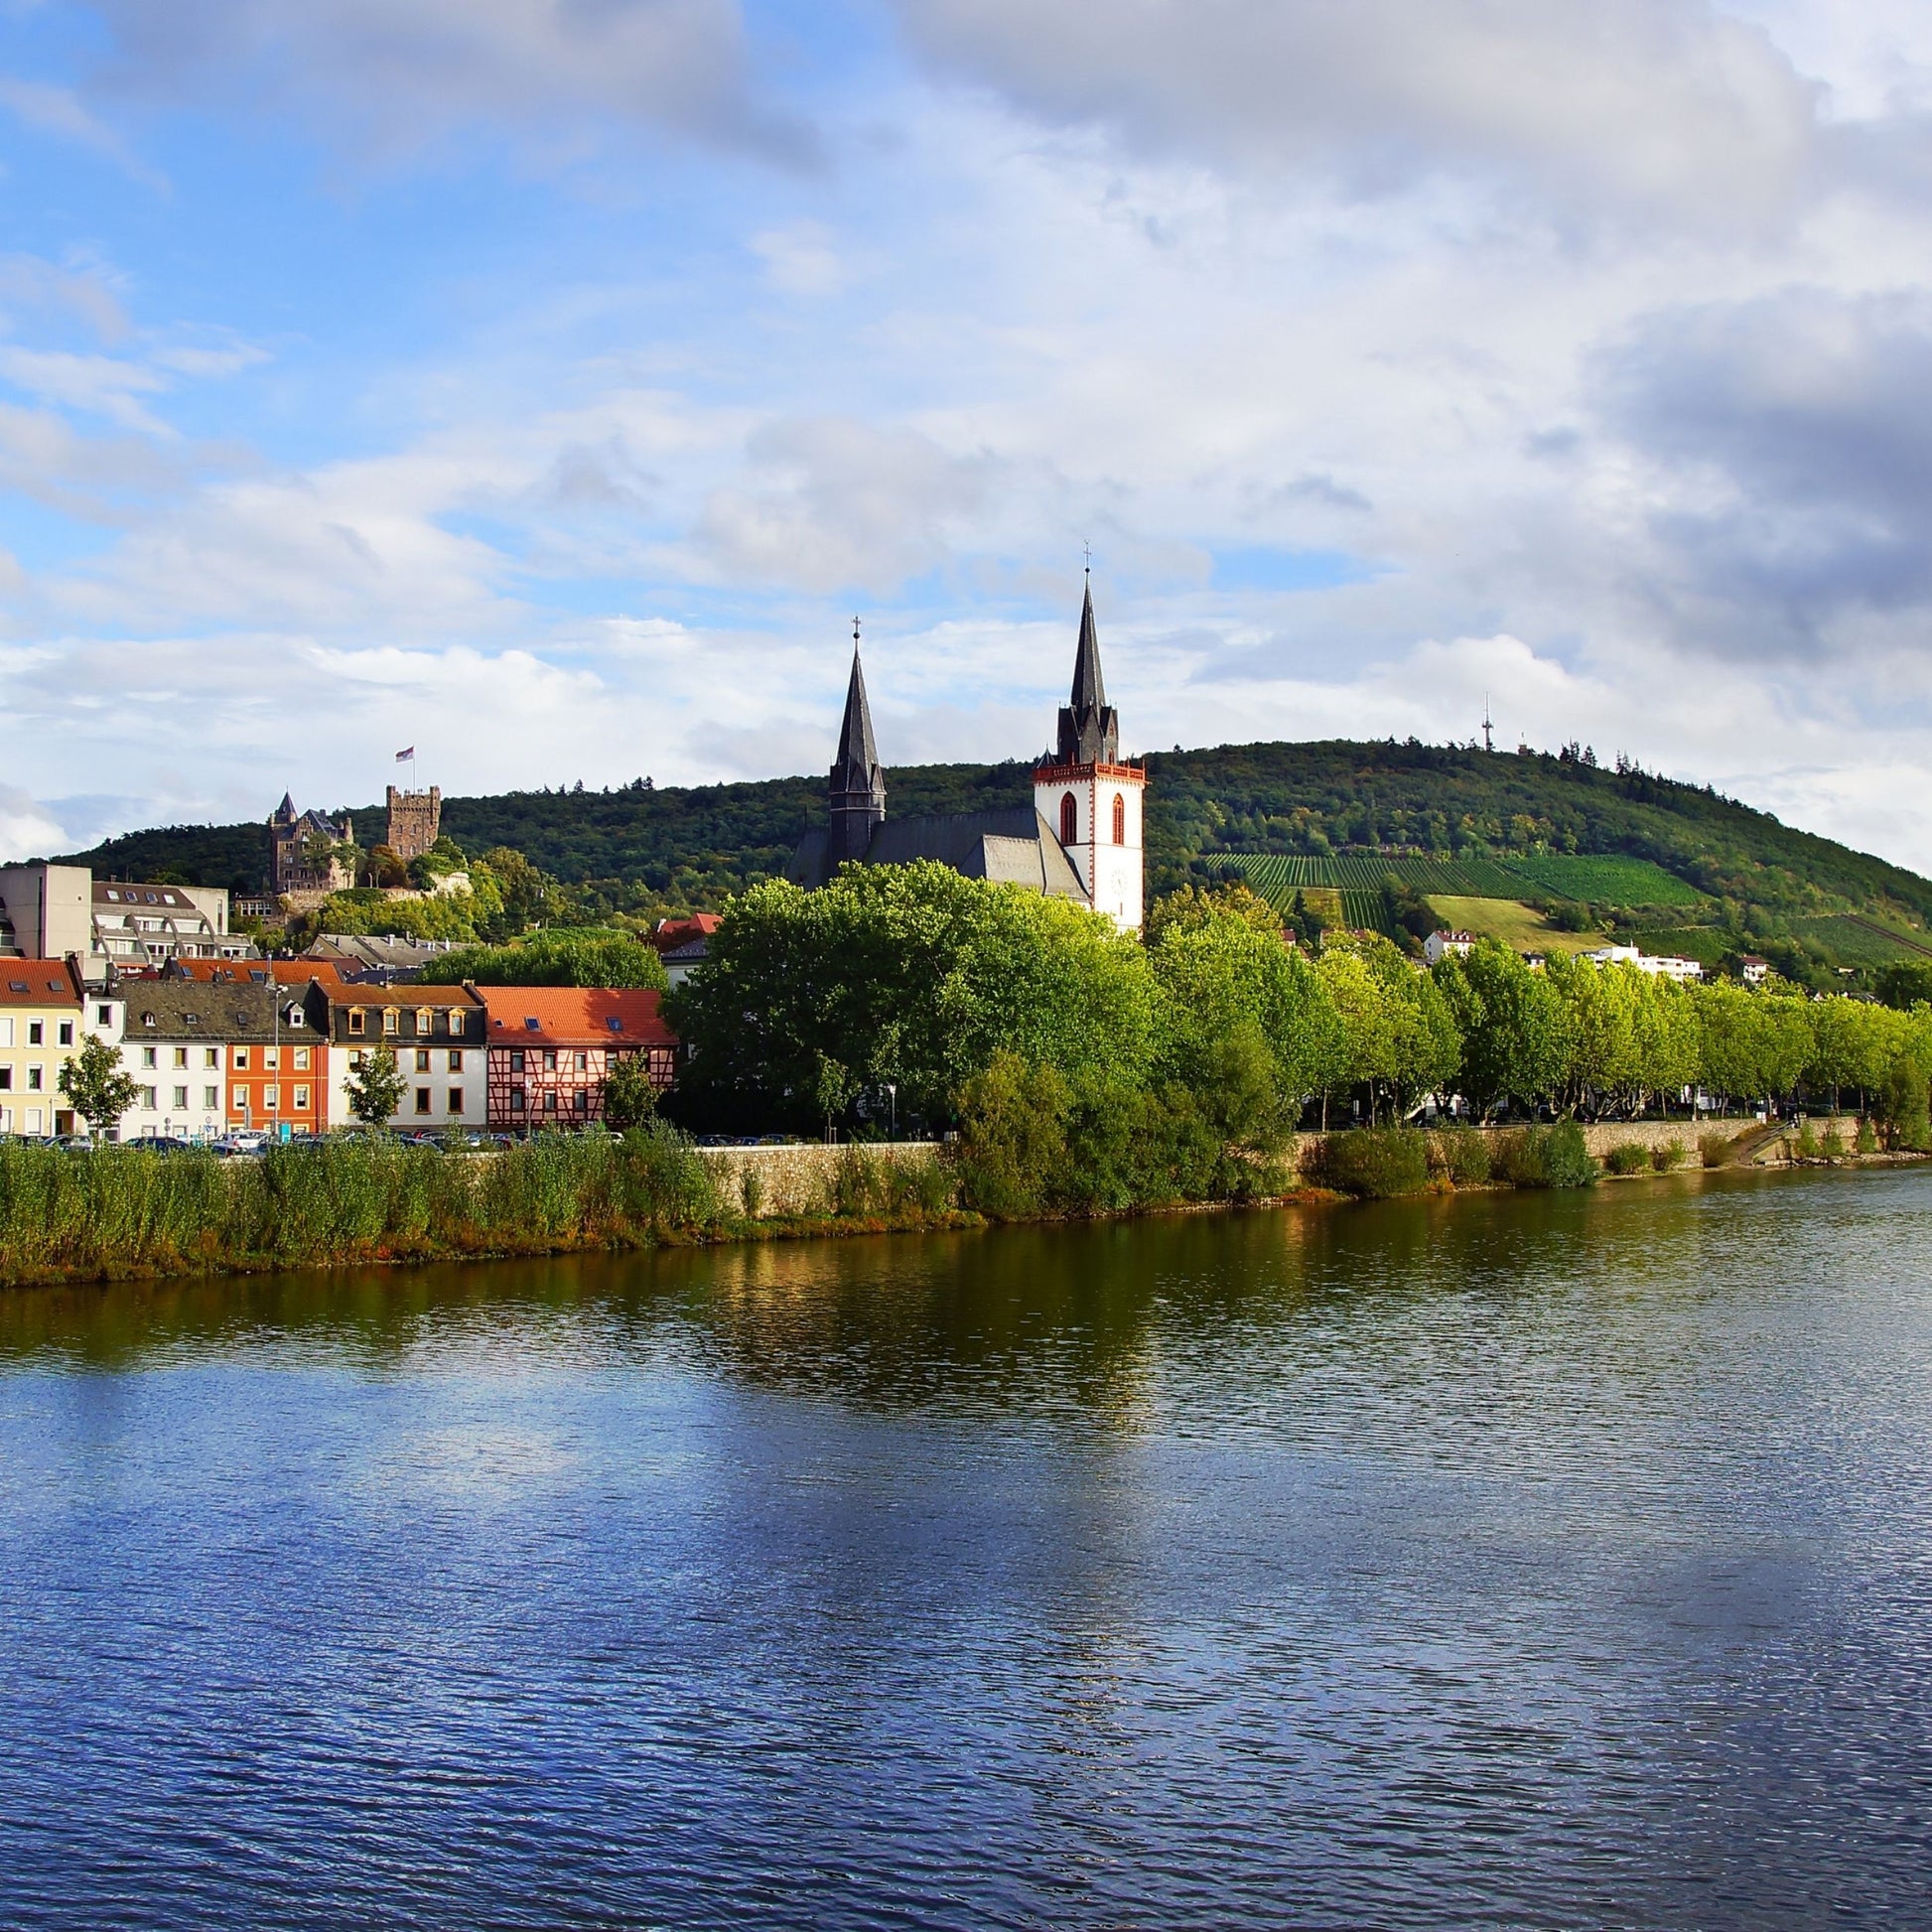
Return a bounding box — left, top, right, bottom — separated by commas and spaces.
788, 581, 1146, 932
385, 785, 442, 863
269, 795, 354, 897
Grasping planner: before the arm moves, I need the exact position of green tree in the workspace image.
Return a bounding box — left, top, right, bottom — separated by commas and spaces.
345, 1044, 408, 1129
421, 927, 668, 990
600, 1053, 660, 1131
1874, 961, 1932, 1011
1432, 941, 1569, 1117
57, 1035, 140, 1138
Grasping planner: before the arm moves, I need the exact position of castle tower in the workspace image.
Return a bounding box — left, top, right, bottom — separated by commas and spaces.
1034, 578, 1145, 932
385, 784, 442, 863
828, 633, 886, 868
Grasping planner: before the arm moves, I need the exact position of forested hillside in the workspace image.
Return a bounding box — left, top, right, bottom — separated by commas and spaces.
53, 737, 1932, 939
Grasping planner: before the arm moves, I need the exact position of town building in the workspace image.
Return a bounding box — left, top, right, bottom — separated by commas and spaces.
476, 986, 677, 1130
116, 981, 324, 1141
651, 913, 720, 989
303, 933, 465, 983
269, 794, 355, 897
787, 581, 1147, 933
306, 982, 488, 1130
0, 864, 245, 973
1582, 943, 1705, 982
0, 958, 84, 1138
1424, 929, 1477, 965
385, 785, 442, 863
1738, 954, 1772, 985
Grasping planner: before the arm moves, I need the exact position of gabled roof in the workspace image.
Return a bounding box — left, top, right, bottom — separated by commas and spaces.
651, 912, 722, 951
315, 981, 483, 1012
165, 958, 345, 985
125, 982, 292, 1041
798, 807, 1091, 903
0, 959, 83, 1008
473, 986, 677, 1048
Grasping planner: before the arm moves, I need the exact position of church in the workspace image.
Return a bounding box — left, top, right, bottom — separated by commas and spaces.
786, 580, 1147, 933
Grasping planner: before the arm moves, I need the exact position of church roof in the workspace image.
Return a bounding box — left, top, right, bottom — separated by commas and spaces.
1055, 579, 1119, 764
831, 648, 883, 795
788, 808, 1090, 903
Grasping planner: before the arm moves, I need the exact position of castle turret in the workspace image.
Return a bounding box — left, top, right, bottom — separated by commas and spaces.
828, 640, 886, 867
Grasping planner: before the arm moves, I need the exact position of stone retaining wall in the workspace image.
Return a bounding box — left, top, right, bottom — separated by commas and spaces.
700, 1141, 942, 1217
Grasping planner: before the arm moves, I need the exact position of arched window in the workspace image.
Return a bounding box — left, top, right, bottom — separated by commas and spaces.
1059, 791, 1078, 845
1112, 792, 1126, 845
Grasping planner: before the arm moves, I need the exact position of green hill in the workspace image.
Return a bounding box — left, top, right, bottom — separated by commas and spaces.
51, 739, 1932, 970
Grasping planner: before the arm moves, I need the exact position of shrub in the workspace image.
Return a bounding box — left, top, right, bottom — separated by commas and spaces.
1493, 1120, 1598, 1189
1650, 1138, 1687, 1173
1603, 1141, 1651, 1175
1879, 1057, 1931, 1153
1699, 1131, 1737, 1170
1310, 1129, 1431, 1199
1818, 1121, 1846, 1162
1857, 1115, 1878, 1155
1426, 1128, 1491, 1186
1794, 1117, 1819, 1161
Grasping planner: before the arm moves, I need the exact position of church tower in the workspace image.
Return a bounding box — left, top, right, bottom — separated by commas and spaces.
1034, 578, 1146, 932
828, 628, 887, 867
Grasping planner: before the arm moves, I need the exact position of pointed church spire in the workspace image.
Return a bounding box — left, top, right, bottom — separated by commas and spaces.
1055, 573, 1119, 765
828, 617, 887, 864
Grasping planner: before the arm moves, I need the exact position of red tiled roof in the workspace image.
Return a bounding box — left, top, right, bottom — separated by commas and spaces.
168, 959, 345, 985
650, 913, 721, 950
0, 959, 82, 1007
475, 986, 677, 1047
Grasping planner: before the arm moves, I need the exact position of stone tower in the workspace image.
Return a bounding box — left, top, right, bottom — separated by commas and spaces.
385, 784, 442, 863
828, 640, 887, 868
1034, 578, 1146, 933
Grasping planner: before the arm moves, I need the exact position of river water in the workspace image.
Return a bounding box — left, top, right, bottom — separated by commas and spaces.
1, 1169, 1928, 1929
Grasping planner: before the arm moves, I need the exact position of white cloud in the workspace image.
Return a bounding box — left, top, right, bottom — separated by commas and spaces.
0, 782, 66, 865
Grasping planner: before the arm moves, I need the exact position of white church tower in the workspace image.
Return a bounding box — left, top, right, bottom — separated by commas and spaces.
1034, 576, 1146, 933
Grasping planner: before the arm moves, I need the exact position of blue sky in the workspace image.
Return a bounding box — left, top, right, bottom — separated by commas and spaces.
6, 0, 1932, 873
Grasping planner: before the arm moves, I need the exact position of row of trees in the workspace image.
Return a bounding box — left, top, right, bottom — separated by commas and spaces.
667, 867, 1932, 1143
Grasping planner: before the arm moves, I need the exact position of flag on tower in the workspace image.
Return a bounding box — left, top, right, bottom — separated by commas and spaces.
395, 747, 414, 762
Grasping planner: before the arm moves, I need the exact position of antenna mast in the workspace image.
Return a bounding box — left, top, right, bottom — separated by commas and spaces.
1482, 694, 1494, 755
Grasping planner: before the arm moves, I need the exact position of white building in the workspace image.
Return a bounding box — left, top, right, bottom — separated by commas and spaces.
1424, 928, 1477, 965
309, 982, 490, 1131
0, 864, 248, 974
1582, 943, 1705, 982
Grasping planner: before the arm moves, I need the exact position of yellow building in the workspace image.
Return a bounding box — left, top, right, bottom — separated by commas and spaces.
0, 957, 84, 1139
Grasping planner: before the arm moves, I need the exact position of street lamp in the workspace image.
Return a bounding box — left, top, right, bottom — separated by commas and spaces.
887, 1082, 897, 1141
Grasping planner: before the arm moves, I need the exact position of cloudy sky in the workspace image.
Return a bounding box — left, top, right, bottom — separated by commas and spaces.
4, 1, 1932, 870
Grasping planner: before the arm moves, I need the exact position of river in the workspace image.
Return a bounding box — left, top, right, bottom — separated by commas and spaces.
1, 1168, 1928, 1929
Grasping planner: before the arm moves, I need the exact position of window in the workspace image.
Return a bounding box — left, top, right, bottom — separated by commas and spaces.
174, 1046, 189, 1069
141, 1012, 155, 1030
286, 1007, 305, 1029
1060, 791, 1078, 845
97, 1005, 113, 1026
142, 1046, 157, 1068
58, 1021, 74, 1046
510, 1088, 526, 1113
141, 1086, 157, 1110
0, 1019, 11, 1045
263, 1087, 278, 1111
0, 1069, 10, 1090
28, 1021, 43, 1046
233, 1047, 249, 1069
205, 1086, 220, 1110
543, 1048, 557, 1070
414, 1048, 431, 1072
381, 1009, 399, 1036
544, 1090, 558, 1112
414, 1087, 431, 1115
452, 1011, 470, 1038
447, 1088, 463, 1114
293, 1086, 310, 1111
509, 1047, 525, 1072
573, 1090, 589, 1115
447, 1049, 462, 1072
205, 1047, 219, 1068
27, 1066, 43, 1091
264, 1047, 279, 1069
347, 1008, 366, 1036
173, 1085, 188, 1108
1112, 792, 1126, 845
417, 1009, 434, 1035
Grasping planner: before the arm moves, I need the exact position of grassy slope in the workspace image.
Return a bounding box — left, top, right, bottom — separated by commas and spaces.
51, 738, 1932, 932
1427, 897, 1602, 957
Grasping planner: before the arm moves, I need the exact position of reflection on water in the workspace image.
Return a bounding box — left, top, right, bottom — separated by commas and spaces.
1, 1169, 1928, 1928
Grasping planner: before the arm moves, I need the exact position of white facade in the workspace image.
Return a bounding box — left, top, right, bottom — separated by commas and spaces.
326, 1041, 489, 1131
117, 1031, 228, 1141
1583, 944, 1705, 982
1033, 765, 1146, 934
1424, 929, 1476, 965
0, 865, 91, 961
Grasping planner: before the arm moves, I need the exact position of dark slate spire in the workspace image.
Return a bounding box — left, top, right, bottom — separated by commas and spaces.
829, 621, 887, 866
1055, 576, 1120, 765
